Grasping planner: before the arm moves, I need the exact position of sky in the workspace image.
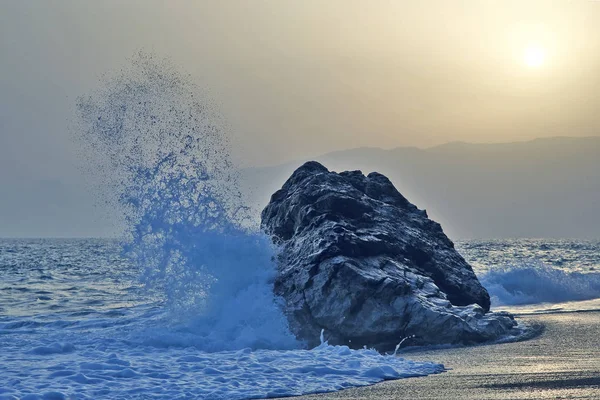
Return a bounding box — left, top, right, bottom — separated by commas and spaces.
1, 0, 600, 237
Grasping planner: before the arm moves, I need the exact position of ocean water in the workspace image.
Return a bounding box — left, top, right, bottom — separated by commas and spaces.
0, 238, 445, 400
1, 239, 598, 399
458, 239, 600, 311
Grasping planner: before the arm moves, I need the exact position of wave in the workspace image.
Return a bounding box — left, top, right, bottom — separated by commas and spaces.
75, 52, 297, 352
479, 263, 600, 306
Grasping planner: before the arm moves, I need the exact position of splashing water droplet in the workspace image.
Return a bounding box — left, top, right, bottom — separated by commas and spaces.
393, 335, 416, 356
73, 52, 297, 351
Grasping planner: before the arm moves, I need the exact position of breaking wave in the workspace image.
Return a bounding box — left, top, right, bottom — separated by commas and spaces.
75, 52, 298, 351
480, 263, 600, 306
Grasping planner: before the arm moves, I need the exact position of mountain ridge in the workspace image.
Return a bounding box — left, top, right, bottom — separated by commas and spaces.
241, 136, 600, 239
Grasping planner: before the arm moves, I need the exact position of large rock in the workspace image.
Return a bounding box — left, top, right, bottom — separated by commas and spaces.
261, 161, 519, 350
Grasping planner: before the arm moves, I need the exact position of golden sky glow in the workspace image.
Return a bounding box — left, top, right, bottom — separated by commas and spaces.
1, 0, 600, 166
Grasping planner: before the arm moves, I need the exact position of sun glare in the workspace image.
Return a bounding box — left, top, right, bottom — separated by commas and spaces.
523, 45, 546, 68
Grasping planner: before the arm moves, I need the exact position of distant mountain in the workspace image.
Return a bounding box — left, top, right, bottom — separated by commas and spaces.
240, 137, 600, 239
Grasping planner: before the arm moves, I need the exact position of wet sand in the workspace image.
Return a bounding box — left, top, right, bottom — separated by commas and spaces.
289, 311, 600, 399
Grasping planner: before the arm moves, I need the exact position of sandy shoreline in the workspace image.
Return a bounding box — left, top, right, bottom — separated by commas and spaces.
285, 311, 600, 399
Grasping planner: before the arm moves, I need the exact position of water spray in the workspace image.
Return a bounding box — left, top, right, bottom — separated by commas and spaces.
393, 335, 416, 356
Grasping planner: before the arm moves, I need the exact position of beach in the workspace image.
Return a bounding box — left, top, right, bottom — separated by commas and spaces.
290, 311, 600, 399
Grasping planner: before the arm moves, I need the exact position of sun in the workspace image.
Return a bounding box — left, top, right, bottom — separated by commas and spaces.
523, 45, 546, 68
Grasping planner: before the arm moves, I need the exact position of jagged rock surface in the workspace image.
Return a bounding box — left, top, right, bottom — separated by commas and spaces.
261, 161, 519, 350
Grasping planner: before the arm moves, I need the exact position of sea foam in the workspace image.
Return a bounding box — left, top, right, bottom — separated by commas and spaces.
480, 262, 600, 306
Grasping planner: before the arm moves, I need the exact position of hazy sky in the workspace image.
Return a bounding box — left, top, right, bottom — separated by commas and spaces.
1, 1, 600, 236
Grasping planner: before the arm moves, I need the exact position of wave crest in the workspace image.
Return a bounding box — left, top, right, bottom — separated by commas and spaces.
480, 263, 600, 306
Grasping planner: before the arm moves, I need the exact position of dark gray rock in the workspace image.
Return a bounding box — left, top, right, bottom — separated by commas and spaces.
261, 161, 519, 350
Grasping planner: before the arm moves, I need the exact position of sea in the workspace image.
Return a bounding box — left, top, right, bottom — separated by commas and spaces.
1, 238, 599, 400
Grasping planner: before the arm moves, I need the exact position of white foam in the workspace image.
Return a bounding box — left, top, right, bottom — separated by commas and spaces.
0, 336, 443, 400
480, 262, 600, 306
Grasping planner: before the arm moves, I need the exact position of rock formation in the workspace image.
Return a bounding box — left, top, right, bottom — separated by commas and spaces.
261, 161, 519, 350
